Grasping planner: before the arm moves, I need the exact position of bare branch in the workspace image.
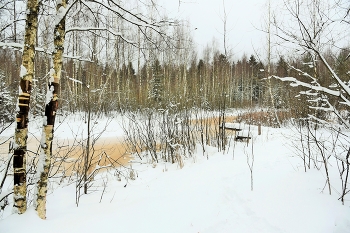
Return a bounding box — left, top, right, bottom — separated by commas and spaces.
66, 27, 135, 44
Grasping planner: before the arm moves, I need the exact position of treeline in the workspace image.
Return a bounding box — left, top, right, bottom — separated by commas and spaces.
1, 46, 349, 121
1, 0, 349, 124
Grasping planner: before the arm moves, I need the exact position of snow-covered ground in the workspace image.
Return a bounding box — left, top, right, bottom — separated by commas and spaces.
1, 114, 350, 233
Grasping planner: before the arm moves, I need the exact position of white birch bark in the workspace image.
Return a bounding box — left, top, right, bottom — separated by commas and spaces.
35, 0, 67, 219
13, 0, 39, 214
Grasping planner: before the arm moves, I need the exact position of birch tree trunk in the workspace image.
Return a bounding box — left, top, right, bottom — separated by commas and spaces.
13, 0, 39, 215
266, 0, 281, 128
35, 0, 67, 219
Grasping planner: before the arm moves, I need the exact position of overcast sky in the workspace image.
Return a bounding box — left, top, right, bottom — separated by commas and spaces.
159, 0, 270, 60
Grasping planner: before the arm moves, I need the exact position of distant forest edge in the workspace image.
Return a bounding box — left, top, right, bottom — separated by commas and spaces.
1, 48, 349, 124
0, 0, 349, 126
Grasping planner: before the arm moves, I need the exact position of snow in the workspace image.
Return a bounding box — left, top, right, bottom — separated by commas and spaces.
68, 77, 83, 85
0, 42, 23, 50
318, 53, 350, 97
1, 114, 350, 232
223, 122, 243, 130
45, 85, 54, 105
19, 65, 27, 78
55, 5, 70, 26
272, 74, 350, 109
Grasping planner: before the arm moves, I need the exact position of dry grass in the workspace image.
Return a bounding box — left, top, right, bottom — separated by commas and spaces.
51, 137, 132, 176
0, 136, 132, 177
0, 110, 292, 177
236, 109, 292, 127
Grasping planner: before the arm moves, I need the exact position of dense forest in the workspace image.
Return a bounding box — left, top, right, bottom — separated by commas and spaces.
0, 0, 348, 123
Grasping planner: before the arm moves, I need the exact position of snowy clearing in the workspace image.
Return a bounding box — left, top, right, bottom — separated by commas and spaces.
1, 115, 350, 233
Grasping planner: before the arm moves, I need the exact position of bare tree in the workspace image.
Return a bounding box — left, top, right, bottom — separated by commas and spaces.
34, 0, 177, 219
245, 138, 254, 191
266, 0, 281, 128
272, 0, 350, 201
272, 0, 350, 127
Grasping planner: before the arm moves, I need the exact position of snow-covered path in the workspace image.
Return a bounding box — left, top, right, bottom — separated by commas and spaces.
1, 126, 349, 233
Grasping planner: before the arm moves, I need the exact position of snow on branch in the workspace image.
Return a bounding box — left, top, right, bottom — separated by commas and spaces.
307, 114, 335, 127
68, 77, 83, 84
272, 74, 350, 129
346, 52, 350, 61
316, 52, 350, 96
54, 2, 75, 26
271, 75, 350, 107
0, 42, 92, 62
288, 64, 317, 83
272, 76, 339, 96
292, 43, 350, 97
0, 42, 23, 50
334, 154, 350, 165
309, 105, 334, 112
62, 55, 92, 62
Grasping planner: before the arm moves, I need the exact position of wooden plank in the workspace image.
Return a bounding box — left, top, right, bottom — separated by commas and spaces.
220, 122, 243, 131
235, 129, 252, 142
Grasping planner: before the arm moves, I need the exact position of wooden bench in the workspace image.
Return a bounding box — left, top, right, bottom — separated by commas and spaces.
221, 122, 243, 132
235, 130, 252, 142
221, 122, 259, 143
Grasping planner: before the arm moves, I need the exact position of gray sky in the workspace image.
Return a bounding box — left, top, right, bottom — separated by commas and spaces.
160, 0, 270, 60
